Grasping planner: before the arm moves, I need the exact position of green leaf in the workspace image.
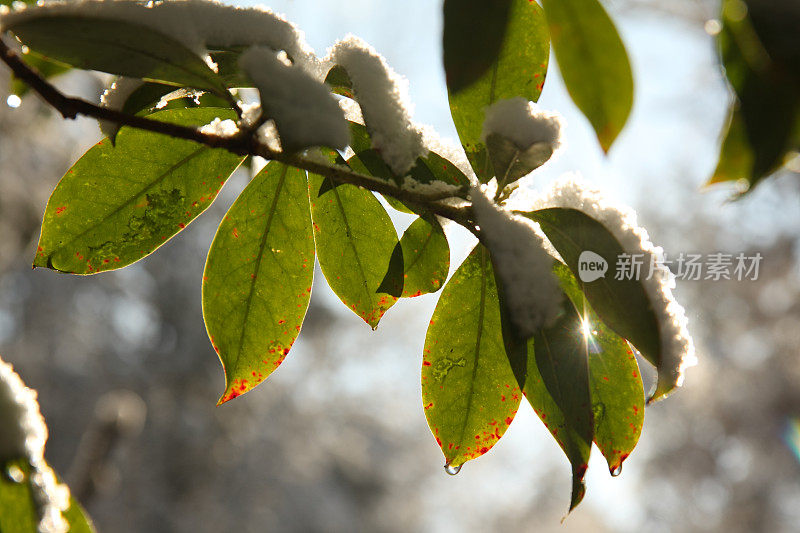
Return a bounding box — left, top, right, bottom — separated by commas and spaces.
10, 49, 71, 97
708, 1, 800, 191
554, 263, 644, 474
203, 162, 314, 404
486, 134, 554, 192
309, 174, 401, 328
422, 245, 521, 468
0, 459, 95, 533
523, 208, 663, 381
209, 48, 253, 88
443, 0, 513, 93
709, 106, 757, 187
542, 0, 633, 152
399, 216, 449, 298
448, 0, 550, 182
524, 298, 593, 513
6, 15, 228, 95
34, 108, 245, 274
324, 64, 355, 99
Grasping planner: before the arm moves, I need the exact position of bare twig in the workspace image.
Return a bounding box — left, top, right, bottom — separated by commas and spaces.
0, 37, 476, 230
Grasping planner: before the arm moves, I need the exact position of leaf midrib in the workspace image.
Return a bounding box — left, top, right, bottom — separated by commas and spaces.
456, 247, 488, 451
230, 164, 290, 376
330, 182, 376, 320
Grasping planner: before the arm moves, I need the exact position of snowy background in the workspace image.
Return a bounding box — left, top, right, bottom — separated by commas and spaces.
1, 0, 800, 531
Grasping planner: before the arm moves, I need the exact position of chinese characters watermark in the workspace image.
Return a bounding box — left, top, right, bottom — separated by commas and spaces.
614, 252, 762, 281
577, 251, 763, 283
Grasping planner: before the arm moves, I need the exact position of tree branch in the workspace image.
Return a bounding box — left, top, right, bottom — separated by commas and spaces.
0, 37, 475, 229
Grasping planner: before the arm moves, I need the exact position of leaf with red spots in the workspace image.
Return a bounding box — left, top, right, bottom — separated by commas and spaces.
524, 296, 593, 514
542, 0, 633, 152
422, 245, 521, 469
33, 108, 244, 275
309, 173, 401, 328
448, 0, 550, 182
399, 215, 449, 298
555, 263, 644, 476
523, 208, 671, 400
203, 162, 313, 404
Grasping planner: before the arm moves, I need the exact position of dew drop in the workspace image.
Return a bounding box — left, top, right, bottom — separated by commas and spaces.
6, 94, 21, 109
444, 462, 462, 476
610, 464, 622, 477
4, 464, 25, 483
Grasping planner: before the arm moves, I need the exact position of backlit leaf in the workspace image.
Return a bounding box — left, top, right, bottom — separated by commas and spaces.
542, 0, 633, 151
0, 459, 95, 533
399, 215, 449, 298
203, 163, 314, 404
443, 0, 513, 93
486, 134, 553, 191
708, 0, 800, 191
525, 298, 593, 512
34, 108, 245, 274
523, 208, 662, 376
555, 262, 644, 474
422, 245, 520, 468
448, 0, 550, 182
10, 49, 71, 97
6, 15, 228, 94
309, 174, 401, 328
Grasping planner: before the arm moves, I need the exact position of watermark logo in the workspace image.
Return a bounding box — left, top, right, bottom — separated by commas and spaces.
578, 251, 608, 282
577, 250, 763, 281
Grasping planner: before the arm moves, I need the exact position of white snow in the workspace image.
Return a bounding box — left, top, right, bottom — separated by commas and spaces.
1, 0, 325, 76
401, 177, 462, 197
0, 357, 70, 533
199, 117, 238, 137
327, 35, 426, 175
239, 46, 348, 150
471, 187, 562, 336
482, 97, 563, 152
517, 174, 697, 400
98, 76, 143, 138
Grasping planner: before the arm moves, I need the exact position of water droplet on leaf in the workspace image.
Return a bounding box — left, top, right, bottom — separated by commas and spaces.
4, 464, 25, 483
610, 464, 622, 477
444, 462, 462, 475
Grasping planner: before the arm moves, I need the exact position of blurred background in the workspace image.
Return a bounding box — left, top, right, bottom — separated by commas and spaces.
1, 0, 799, 531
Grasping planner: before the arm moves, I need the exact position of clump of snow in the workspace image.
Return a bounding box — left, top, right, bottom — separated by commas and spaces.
337, 96, 364, 125
471, 187, 562, 336
0, 357, 70, 533
401, 177, 462, 197
199, 117, 238, 137
327, 35, 426, 174
98, 76, 143, 138
1, 0, 325, 76
482, 97, 563, 153
239, 46, 348, 150
520, 174, 696, 400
